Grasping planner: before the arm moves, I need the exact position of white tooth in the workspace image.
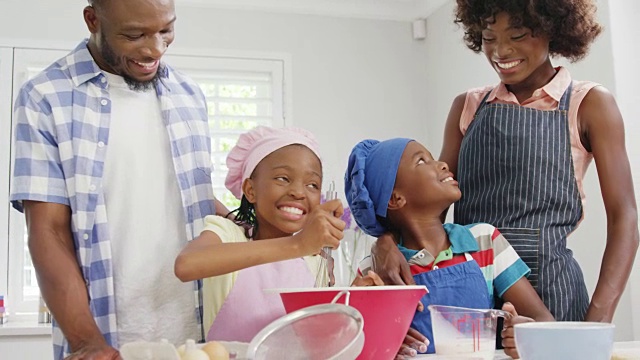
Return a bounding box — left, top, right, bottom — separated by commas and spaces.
281, 206, 303, 215
497, 60, 520, 69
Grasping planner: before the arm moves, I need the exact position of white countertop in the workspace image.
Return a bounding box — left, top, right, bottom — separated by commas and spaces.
414, 341, 640, 359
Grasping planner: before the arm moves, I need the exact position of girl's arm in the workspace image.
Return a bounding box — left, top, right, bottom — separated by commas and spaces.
175, 199, 345, 282
579, 86, 639, 322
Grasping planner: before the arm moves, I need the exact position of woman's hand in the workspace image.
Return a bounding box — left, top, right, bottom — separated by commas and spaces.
371, 232, 414, 286
502, 302, 534, 359
351, 270, 384, 286
395, 327, 429, 359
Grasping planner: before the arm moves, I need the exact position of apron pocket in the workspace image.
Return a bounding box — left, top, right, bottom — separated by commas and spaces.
498, 227, 540, 289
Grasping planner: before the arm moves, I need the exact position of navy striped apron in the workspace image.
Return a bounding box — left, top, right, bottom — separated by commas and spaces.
455, 84, 589, 321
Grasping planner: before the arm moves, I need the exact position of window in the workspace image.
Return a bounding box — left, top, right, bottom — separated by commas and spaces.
1, 47, 287, 318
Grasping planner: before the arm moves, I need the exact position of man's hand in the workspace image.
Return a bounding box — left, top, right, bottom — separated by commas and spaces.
395, 327, 429, 359
502, 302, 534, 359
65, 342, 121, 360
371, 232, 414, 286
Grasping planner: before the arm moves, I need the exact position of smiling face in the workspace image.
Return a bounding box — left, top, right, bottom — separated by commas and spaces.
84, 0, 176, 91
243, 145, 322, 240
393, 141, 461, 213
481, 12, 552, 87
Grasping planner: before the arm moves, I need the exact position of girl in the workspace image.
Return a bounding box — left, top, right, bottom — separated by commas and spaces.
345, 138, 554, 358
373, 0, 638, 324
174, 126, 379, 343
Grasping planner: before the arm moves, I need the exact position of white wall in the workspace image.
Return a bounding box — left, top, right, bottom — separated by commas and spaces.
421, 0, 638, 341
170, 6, 431, 188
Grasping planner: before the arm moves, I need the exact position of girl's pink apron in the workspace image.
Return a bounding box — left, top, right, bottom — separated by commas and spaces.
206, 258, 315, 342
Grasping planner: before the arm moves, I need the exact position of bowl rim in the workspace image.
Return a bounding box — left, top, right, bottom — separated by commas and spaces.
514, 321, 615, 330
264, 285, 428, 294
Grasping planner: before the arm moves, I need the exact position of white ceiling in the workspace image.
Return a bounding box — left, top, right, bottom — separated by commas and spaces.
177, 0, 451, 21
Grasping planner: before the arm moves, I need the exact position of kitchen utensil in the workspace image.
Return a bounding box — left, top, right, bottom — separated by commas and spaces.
246, 290, 365, 359
269, 285, 428, 360
514, 321, 615, 360
428, 304, 511, 359
315, 181, 337, 288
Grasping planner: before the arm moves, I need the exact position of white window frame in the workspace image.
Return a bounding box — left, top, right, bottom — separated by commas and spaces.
0, 47, 13, 302
0, 41, 292, 321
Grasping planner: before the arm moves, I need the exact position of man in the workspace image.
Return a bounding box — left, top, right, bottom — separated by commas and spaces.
10, 0, 228, 358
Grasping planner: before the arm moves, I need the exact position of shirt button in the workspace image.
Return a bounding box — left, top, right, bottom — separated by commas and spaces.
83, 233, 89, 240
89, 184, 96, 191
101, 99, 108, 106
433, 265, 439, 270
101, 77, 106, 83
98, 141, 105, 148
533, 90, 542, 97
417, 252, 425, 259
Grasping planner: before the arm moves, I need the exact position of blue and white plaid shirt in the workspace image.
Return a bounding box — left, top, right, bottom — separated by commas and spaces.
10, 40, 215, 360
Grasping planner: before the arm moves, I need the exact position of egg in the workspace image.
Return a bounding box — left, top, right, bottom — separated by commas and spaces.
180, 339, 210, 360
176, 343, 186, 357
201, 341, 230, 360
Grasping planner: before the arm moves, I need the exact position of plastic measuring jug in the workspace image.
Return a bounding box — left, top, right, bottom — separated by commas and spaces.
428, 305, 511, 359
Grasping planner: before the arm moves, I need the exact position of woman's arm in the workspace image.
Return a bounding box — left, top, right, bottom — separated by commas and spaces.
438, 93, 467, 176
175, 199, 345, 281
438, 93, 467, 222
579, 86, 639, 322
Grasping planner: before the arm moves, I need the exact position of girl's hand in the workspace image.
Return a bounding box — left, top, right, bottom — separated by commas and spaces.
502, 302, 534, 359
294, 199, 345, 255
395, 327, 429, 359
351, 270, 384, 286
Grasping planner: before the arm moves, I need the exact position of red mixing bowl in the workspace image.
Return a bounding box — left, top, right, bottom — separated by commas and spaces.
268, 285, 428, 360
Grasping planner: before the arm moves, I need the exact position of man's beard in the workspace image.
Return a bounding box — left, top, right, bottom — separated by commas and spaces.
100, 37, 163, 92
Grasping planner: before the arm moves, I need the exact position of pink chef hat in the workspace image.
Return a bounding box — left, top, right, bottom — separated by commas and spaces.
225, 126, 321, 199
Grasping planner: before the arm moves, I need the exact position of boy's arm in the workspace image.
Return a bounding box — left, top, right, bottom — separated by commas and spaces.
491, 226, 554, 321
501, 278, 554, 322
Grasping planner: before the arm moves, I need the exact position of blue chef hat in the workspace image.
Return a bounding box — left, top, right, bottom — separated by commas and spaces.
344, 138, 413, 237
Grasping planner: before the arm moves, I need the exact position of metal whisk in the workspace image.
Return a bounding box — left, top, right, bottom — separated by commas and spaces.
315, 181, 337, 288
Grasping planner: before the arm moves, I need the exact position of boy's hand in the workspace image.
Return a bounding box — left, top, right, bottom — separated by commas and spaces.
502, 302, 533, 359
351, 270, 384, 286
294, 199, 345, 255
395, 327, 429, 359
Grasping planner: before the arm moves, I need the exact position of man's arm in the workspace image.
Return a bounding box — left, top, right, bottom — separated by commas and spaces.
579, 86, 639, 322
24, 200, 120, 359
